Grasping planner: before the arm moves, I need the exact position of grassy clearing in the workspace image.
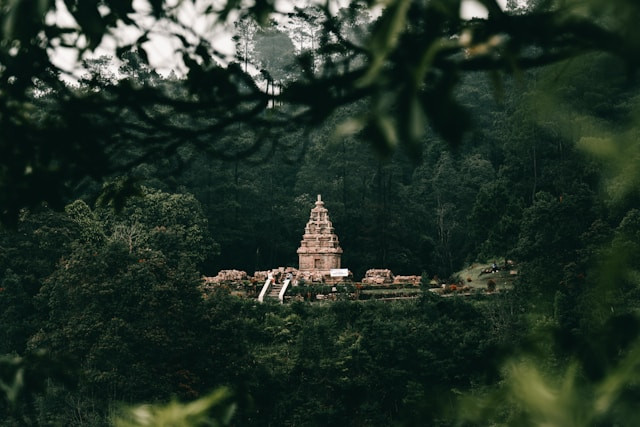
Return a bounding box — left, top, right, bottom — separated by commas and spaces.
454, 262, 518, 292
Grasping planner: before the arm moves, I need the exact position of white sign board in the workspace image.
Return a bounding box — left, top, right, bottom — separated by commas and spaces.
330, 268, 349, 277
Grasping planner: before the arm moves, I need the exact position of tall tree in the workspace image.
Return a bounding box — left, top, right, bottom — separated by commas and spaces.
253, 23, 297, 103
32, 188, 212, 405
233, 17, 259, 73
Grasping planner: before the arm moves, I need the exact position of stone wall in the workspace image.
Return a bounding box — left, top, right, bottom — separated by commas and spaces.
393, 275, 421, 286
203, 269, 248, 284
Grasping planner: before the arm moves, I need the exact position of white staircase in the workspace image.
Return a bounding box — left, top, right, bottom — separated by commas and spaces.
258, 278, 291, 303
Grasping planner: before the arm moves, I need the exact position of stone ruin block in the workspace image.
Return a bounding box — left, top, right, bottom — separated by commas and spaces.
296, 270, 327, 284
204, 269, 248, 284
253, 267, 299, 283
252, 270, 269, 282
361, 269, 395, 285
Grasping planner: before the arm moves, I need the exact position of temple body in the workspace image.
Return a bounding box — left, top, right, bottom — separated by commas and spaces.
297, 195, 343, 273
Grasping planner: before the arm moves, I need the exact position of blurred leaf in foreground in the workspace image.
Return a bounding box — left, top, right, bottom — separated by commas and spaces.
113, 387, 236, 427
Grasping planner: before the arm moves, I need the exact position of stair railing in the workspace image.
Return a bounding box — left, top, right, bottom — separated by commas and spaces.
278, 279, 291, 304
258, 277, 272, 303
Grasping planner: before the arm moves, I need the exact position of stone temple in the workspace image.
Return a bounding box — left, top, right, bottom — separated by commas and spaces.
297, 195, 343, 276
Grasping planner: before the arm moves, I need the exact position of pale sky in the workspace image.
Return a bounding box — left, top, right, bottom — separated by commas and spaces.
49, 0, 508, 80
461, 0, 508, 19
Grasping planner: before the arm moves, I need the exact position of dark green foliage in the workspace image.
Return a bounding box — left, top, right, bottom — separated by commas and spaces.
35, 239, 203, 401
0, 188, 219, 423
0, 208, 80, 354
0, 351, 77, 426
3, 1, 640, 425
2, 0, 640, 222
222, 297, 500, 426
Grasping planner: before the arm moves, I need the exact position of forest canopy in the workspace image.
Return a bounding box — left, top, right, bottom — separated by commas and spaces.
1, 0, 640, 222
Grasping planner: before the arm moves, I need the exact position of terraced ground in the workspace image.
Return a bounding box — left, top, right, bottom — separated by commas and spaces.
354, 262, 518, 301
209, 262, 518, 302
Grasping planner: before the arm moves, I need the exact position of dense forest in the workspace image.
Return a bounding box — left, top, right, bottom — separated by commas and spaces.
3, 0, 640, 425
